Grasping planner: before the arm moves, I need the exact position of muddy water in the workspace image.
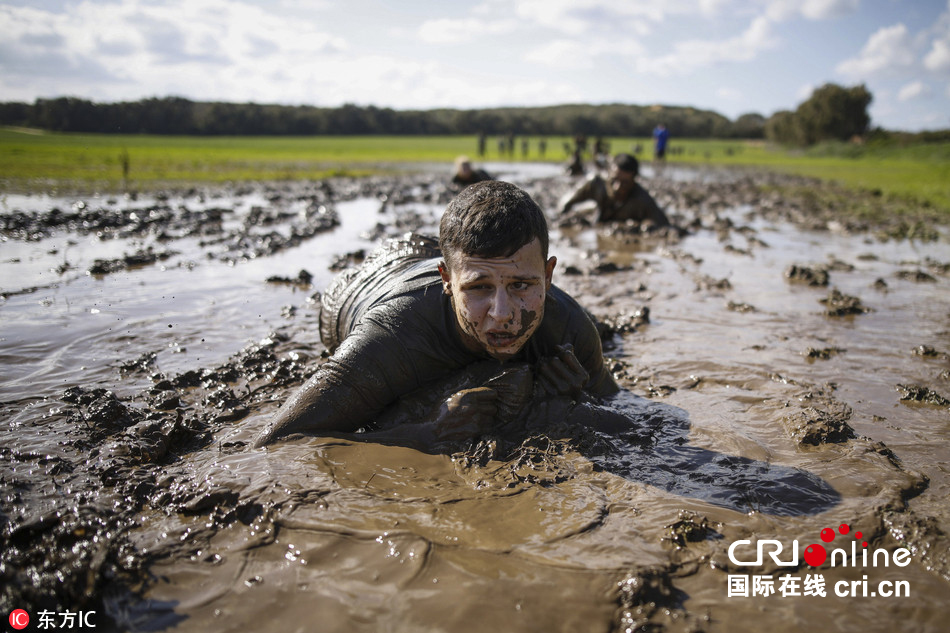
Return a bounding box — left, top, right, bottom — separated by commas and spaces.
1, 165, 949, 632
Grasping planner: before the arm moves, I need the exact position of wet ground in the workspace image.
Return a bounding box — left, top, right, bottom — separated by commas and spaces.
1, 162, 949, 632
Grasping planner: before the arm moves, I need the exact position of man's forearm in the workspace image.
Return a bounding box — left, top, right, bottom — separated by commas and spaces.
253, 371, 369, 447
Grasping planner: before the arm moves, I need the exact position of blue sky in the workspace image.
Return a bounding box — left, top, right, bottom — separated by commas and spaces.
1, 0, 948, 131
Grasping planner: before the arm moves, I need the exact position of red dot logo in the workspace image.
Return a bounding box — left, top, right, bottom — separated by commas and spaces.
804, 543, 827, 566
820, 528, 835, 543
9, 609, 30, 630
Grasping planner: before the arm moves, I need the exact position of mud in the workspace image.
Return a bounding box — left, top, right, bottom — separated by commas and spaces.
1, 163, 949, 632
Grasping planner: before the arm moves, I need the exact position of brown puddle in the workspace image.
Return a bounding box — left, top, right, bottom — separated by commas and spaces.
1, 164, 949, 631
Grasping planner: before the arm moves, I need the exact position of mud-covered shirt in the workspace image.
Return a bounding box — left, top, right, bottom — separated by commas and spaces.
563, 175, 669, 226
310, 235, 616, 432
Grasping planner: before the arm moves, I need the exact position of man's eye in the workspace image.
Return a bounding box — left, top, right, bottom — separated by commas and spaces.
511, 281, 531, 291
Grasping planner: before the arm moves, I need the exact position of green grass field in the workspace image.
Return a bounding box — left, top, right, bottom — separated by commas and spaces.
2, 128, 948, 216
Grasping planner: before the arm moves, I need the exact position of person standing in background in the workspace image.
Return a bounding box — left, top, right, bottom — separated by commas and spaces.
653, 123, 669, 162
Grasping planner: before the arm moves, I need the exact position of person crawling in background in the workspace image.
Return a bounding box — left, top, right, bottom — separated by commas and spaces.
450, 155, 493, 190
255, 180, 619, 447
560, 153, 670, 229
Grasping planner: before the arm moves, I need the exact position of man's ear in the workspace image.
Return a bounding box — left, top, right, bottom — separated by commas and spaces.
438, 261, 452, 294
544, 256, 557, 290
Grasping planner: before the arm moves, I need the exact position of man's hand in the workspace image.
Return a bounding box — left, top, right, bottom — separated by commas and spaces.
433, 387, 498, 441
536, 343, 589, 398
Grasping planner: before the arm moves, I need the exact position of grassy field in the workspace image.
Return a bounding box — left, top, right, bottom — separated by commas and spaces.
1, 128, 948, 216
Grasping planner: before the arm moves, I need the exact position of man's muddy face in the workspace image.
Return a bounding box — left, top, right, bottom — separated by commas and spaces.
439, 238, 556, 361
608, 165, 636, 196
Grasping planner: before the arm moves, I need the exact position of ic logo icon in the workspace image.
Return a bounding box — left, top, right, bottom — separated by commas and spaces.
9, 609, 30, 630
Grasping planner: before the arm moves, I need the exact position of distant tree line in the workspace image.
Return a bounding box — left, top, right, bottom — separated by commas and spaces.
0, 97, 767, 138
4, 84, 925, 146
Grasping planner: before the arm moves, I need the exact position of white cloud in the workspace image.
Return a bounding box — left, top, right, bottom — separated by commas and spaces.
636, 15, 776, 75
716, 86, 744, 100
765, 0, 858, 21
524, 37, 645, 70
801, 0, 860, 20
524, 40, 596, 70
0, 0, 350, 103
417, 17, 518, 44
699, 0, 733, 15
476, 0, 679, 37
836, 23, 914, 77
897, 80, 929, 101
924, 37, 950, 72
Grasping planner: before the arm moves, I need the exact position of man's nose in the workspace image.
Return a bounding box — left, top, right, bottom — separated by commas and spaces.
488, 288, 514, 322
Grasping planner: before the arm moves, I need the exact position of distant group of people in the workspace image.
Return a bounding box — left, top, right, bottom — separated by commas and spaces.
478, 133, 548, 159
453, 124, 673, 230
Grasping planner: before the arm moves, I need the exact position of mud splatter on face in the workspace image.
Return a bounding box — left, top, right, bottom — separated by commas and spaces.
441, 239, 552, 361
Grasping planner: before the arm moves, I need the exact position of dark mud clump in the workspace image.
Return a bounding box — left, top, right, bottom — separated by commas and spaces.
1, 500, 148, 627
784, 391, 856, 446
663, 512, 713, 548
896, 384, 950, 408
87, 247, 178, 275
897, 269, 938, 283
615, 569, 704, 632
819, 288, 871, 316
265, 269, 314, 285
803, 346, 846, 360
785, 264, 830, 286
328, 249, 367, 271
595, 307, 651, 346
726, 300, 756, 313
912, 345, 943, 358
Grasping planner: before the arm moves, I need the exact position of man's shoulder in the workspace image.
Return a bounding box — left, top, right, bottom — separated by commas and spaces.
543, 285, 597, 330
576, 173, 608, 196
634, 182, 658, 199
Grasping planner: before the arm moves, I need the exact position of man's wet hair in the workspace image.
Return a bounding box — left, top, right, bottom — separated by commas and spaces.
439, 180, 549, 270
613, 153, 639, 176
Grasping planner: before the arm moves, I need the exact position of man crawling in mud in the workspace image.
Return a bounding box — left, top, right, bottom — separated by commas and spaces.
255, 180, 619, 446
560, 153, 670, 229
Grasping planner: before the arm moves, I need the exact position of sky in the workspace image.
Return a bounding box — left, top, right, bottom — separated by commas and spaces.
1, 0, 949, 131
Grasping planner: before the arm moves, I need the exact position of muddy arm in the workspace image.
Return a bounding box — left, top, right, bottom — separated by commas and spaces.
568, 315, 621, 399
560, 178, 595, 214
253, 370, 373, 447
641, 190, 670, 228
254, 321, 419, 447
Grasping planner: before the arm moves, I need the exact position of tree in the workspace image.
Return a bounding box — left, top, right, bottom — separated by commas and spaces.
796, 83, 872, 143
733, 113, 766, 138
765, 83, 872, 146
764, 110, 795, 144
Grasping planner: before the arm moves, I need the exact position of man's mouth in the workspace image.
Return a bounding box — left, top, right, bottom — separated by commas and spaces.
485, 331, 518, 348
